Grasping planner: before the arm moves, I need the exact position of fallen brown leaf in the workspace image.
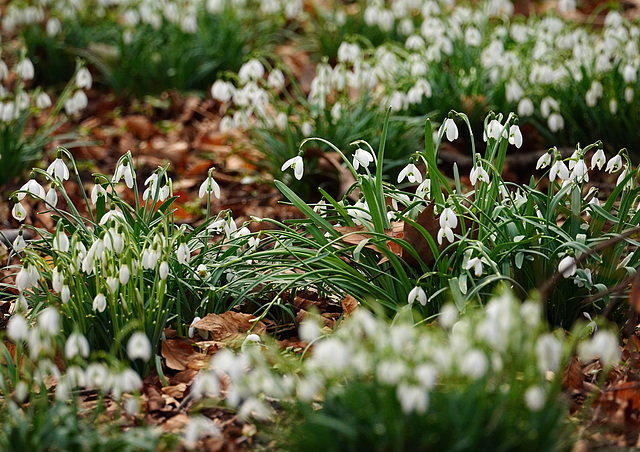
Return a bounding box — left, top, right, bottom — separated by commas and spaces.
161, 338, 208, 371
193, 312, 266, 342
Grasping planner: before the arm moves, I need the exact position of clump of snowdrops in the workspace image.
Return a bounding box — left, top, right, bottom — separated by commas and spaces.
5, 148, 260, 371
188, 290, 619, 450
0, 53, 90, 187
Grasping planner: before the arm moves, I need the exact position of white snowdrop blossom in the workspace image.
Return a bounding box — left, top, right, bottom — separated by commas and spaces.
65, 332, 90, 359
16, 58, 35, 80
13, 232, 26, 252
591, 148, 606, 170
90, 183, 107, 204
127, 332, 152, 361
183, 416, 221, 449
7, 315, 28, 341
199, 170, 221, 199
353, 148, 374, 170
211, 80, 234, 102
577, 330, 619, 368
119, 264, 131, 285
47, 158, 70, 181
437, 207, 458, 245
281, 156, 304, 180
459, 349, 488, 379
558, 255, 577, 278
397, 163, 422, 184
93, 293, 107, 312
75, 67, 92, 89
397, 384, 429, 414
518, 98, 534, 117
18, 179, 45, 201
38, 307, 60, 336
36, 92, 52, 109
113, 161, 135, 189
408, 286, 427, 306
536, 152, 552, 170
465, 257, 483, 276
549, 159, 569, 182
508, 125, 523, 148
535, 333, 562, 374
443, 118, 458, 141
196, 264, 209, 279
605, 154, 623, 173
470, 165, 490, 185
45, 187, 57, 207
238, 59, 265, 84
570, 159, 589, 183
177, 241, 190, 264
548, 113, 565, 132
12, 202, 27, 221
525, 386, 546, 411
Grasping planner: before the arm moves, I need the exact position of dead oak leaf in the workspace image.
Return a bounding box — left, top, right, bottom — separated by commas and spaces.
193, 312, 266, 342
161, 338, 208, 371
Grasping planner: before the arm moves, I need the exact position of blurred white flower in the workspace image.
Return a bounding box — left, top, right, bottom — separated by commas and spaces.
577, 330, 619, 368
16, 58, 34, 80
7, 315, 28, 341
397, 384, 429, 414
35, 92, 52, 109
127, 332, 152, 361
65, 332, 90, 359
525, 386, 546, 411
183, 416, 221, 449
281, 156, 304, 180
465, 257, 483, 276
75, 68, 92, 89
93, 293, 107, 312
558, 255, 577, 278
408, 286, 427, 306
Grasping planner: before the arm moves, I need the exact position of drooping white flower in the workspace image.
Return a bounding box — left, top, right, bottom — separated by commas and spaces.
47, 158, 70, 181
45, 187, 58, 207
93, 293, 107, 312
127, 331, 152, 361
397, 384, 429, 414
535, 333, 562, 374
281, 156, 304, 180
199, 170, 221, 199
605, 154, 623, 173
465, 257, 483, 276
38, 307, 60, 336
53, 231, 70, 253
35, 92, 52, 109
159, 261, 169, 280
353, 148, 374, 170
525, 386, 546, 411
508, 125, 523, 148
558, 255, 577, 278
113, 161, 135, 189
12, 202, 27, 221
570, 159, 589, 183
591, 148, 606, 170
119, 264, 131, 285
210, 80, 235, 102
16, 58, 35, 80
196, 264, 209, 280
177, 241, 191, 264
397, 163, 422, 184
17, 179, 45, 201
577, 330, 619, 368
61, 285, 71, 303
470, 165, 490, 185
12, 232, 26, 252
416, 179, 431, 200
548, 113, 565, 132
65, 332, 90, 359
408, 286, 427, 306
7, 315, 28, 341
443, 118, 458, 142
90, 183, 107, 204
536, 152, 552, 170
75, 68, 92, 89
549, 159, 569, 182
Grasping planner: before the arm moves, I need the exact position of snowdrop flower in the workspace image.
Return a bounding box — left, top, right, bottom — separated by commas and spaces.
211, 80, 234, 102
177, 240, 190, 264
591, 148, 606, 170
484, 119, 503, 141
196, 264, 209, 279
535, 333, 562, 374
198, 171, 221, 200
281, 156, 304, 180
159, 261, 169, 280
47, 158, 70, 181
465, 257, 483, 276
52, 267, 64, 293
397, 163, 422, 184
7, 315, 28, 341
16, 263, 38, 291
408, 286, 427, 306
64, 90, 88, 115
577, 330, 619, 368
65, 332, 90, 359
38, 307, 60, 336
548, 113, 565, 132
61, 285, 71, 303
12, 202, 27, 221
45, 187, 58, 207
570, 159, 589, 183
119, 264, 131, 285
93, 293, 107, 312
35, 92, 52, 109
17, 178, 45, 200
549, 158, 569, 182
301, 121, 313, 137
127, 332, 152, 361
12, 231, 26, 252
536, 152, 552, 170
508, 124, 523, 148
525, 386, 546, 411
267, 69, 285, 90
470, 164, 490, 185
53, 230, 70, 253
90, 182, 107, 204
443, 117, 458, 141
397, 384, 429, 414
459, 349, 488, 379
605, 154, 623, 173
113, 161, 135, 189
16, 58, 35, 80
353, 148, 374, 170
437, 206, 458, 245
617, 165, 632, 188
75, 68, 92, 89
439, 304, 459, 329
99, 207, 125, 225
238, 59, 265, 84
183, 416, 221, 448
517, 98, 534, 117
416, 179, 431, 199
558, 255, 577, 278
